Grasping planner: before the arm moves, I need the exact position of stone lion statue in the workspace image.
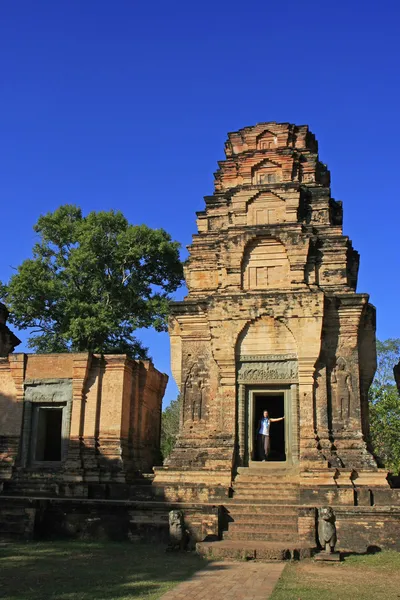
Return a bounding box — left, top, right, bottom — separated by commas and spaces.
318, 506, 337, 553
167, 509, 187, 551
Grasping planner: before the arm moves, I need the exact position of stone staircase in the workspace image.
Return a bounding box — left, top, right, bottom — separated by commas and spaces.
198, 463, 313, 560
223, 464, 300, 542
0, 500, 36, 540
2, 477, 60, 498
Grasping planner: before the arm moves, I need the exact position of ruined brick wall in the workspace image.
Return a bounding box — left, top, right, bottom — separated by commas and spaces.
394, 362, 400, 395
0, 496, 219, 545
0, 352, 167, 488
0, 355, 24, 479
0, 303, 20, 358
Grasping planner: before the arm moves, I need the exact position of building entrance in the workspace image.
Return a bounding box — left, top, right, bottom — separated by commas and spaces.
238, 381, 297, 467
253, 393, 285, 461
34, 406, 63, 461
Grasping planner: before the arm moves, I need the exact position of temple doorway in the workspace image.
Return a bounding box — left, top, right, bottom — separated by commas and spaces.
237, 381, 299, 466
253, 393, 286, 461
34, 406, 63, 461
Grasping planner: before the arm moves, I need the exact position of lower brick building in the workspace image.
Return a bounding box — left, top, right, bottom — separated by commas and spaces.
0, 351, 167, 493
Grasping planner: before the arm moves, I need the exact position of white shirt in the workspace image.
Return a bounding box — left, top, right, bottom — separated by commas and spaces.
259, 417, 270, 436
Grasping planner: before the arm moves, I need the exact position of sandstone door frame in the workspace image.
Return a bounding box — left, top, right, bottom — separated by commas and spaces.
237, 379, 299, 467
247, 387, 292, 464
236, 354, 299, 467
19, 379, 73, 468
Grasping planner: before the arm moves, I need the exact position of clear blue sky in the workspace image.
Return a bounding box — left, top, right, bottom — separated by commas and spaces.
1, 0, 399, 406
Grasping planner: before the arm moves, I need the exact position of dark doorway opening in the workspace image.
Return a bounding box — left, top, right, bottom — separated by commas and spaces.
34, 407, 63, 461
254, 394, 285, 461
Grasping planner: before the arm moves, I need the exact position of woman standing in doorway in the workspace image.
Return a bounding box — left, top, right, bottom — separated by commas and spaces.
257, 410, 284, 461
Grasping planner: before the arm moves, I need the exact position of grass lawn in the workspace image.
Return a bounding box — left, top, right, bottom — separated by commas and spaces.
270, 551, 400, 600
0, 541, 207, 600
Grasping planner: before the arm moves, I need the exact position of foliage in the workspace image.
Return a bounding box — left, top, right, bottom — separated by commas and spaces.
0, 205, 183, 358
369, 338, 400, 474
160, 395, 181, 460
373, 339, 400, 388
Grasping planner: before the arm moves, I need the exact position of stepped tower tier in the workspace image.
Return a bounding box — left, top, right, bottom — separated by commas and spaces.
154, 121, 382, 504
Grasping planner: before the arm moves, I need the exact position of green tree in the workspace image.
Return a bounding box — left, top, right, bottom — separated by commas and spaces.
0, 205, 183, 357
369, 339, 400, 474
160, 395, 181, 460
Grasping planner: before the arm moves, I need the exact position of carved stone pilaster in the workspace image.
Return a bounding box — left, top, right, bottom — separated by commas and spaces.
63, 354, 91, 482
237, 384, 245, 466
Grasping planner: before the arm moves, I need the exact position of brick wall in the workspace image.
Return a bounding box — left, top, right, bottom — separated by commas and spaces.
0, 352, 168, 490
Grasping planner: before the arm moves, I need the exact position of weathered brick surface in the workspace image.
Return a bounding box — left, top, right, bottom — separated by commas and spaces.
0, 496, 220, 545
0, 352, 167, 492
334, 507, 400, 552
0, 303, 20, 358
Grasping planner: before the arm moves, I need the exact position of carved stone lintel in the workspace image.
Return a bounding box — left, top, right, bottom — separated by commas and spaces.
24, 379, 73, 403
238, 360, 298, 383
239, 354, 297, 362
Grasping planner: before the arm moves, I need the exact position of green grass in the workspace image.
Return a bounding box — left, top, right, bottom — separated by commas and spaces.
270, 551, 400, 600
0, 541, 208, 600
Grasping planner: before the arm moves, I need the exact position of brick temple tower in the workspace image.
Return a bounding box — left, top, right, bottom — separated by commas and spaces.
154, 122, 389, 508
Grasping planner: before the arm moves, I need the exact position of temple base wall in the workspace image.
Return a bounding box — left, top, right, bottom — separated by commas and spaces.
0, 496, 220, 546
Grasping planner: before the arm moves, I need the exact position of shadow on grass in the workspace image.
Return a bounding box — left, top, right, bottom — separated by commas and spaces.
340, 545, 382, 559
0, 540, 226, 600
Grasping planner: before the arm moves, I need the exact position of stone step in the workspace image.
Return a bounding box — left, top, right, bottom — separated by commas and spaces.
226, 521, 298, 533
234, 481, 299, 488
196, 539, 312, 561
227, 498, 298, 505
226, 516, 298, 527
234, 477, 299, 484
234, 475, 299, 483
233, 481, 299, 488
232, 486, 299, 494
232, 491, 299, 500
0, 519, 27, 534
238, 464, 299, 473
128, 486, 155, 500
223, 530, 299, 542
233, 487, 299, 495
3, 482, 59, 497
0, 504, 36, 540
225, 504, 298, 515
231, 498, 299, 505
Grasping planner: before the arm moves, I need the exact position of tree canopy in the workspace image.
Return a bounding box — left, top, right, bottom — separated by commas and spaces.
369, 338, 400, 474
0, 205, 183, 358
